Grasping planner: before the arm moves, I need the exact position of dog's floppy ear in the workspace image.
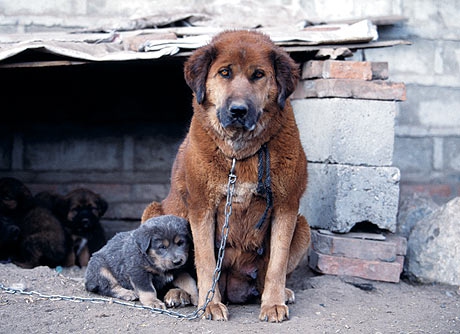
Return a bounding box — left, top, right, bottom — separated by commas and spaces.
96, 196, 108, 216
272, 49, 300, 110
184, 43, 217, 105
138, 229, 152, 253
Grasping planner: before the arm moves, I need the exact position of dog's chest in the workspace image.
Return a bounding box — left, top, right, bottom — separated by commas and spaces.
229, 182, 258, 203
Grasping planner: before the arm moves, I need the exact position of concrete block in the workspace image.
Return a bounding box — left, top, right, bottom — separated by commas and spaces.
392, 136, 433, 175
24, 136, 123, 171
292, 98, 396, 166
308, 248, 403, 283
301, 163, 400, 233
0, 136, 12, 169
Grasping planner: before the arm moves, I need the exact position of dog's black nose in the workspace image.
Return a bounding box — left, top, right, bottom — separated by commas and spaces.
229, 104, 248, 119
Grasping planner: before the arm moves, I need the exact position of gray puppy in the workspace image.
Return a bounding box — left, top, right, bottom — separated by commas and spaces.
84, 215, 198, 309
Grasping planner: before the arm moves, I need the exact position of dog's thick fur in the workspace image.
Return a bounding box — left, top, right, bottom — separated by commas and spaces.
0, 177, 74, 268
142, 30, 311, 322
85, 215, 198, 309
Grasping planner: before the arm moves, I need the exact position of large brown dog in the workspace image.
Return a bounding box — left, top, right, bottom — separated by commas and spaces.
142, 30, 311, 322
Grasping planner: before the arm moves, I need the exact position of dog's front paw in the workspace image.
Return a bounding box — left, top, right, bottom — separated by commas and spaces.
139, 293, 166, 309
143, 298, 166, 309
259, 304, 289, 323
203, 302, 228, 321
164, 288, 192, 308
115, 289, 138, 301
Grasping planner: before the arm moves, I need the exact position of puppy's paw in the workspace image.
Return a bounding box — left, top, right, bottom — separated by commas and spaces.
139, 292, 166, 309
164, 288, 192, 308
203, 302, 228, 321
142, 298, 166, 309
285, 288, 295, 304
113, 287, 138, 301
259, 304, 289, 323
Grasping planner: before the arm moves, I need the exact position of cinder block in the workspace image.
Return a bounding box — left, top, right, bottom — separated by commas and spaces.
310, 230, 400, 262
292, 79, 406, 101
300, 163, 400, 233
308, 248, 403, 283
24, 136, 122, 171
292, 98, 396, 166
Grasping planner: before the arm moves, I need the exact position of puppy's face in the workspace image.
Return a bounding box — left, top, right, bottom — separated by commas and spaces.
138, 215, 191, 272
148, 234, 189, 271
60, 188, 108, 235
0, 177, 34, 215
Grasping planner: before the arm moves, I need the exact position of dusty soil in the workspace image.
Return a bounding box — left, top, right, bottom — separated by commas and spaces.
0, 258, 459, 334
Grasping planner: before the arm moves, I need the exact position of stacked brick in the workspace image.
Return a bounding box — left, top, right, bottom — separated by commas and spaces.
309, 230, 407, 283
291, 59, 406, 282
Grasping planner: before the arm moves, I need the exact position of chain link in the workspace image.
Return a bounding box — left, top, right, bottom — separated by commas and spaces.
0, 158, 237, 321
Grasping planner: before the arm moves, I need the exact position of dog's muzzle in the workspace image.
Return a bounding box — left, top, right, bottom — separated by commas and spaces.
218, 100, 259, 131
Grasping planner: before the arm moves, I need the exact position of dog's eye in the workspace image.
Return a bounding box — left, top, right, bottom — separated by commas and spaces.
252, 70, 265, 80
176, 239, 185, 247
219, 68, 231, 78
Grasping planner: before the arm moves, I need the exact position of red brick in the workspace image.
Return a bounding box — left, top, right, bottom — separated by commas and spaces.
311, 230, 398, 262
326, 60, 372, 80
293, 79, 406, 101
383, 233, 407, 256
308, 249, 402, 283
301, 61, 325, 79
301, 60, 385, 81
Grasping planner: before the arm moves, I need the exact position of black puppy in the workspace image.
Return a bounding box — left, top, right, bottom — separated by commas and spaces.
85, 215, 198, 309
0, 215, 20, 263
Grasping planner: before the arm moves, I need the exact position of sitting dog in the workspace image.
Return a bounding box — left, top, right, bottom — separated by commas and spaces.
0, 177, 73, 268
84, 215, 198, 309
54, 188, 108, 267
141, 30, 311, 322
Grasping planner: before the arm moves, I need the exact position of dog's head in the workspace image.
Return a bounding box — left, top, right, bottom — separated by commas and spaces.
0, 177, 34, 216
184, 30, 299, 133
57, 188, 108, 235
135, 215, 191, 272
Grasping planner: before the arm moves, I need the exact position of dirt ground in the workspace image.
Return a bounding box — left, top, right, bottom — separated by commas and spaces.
0, 257, 459, 334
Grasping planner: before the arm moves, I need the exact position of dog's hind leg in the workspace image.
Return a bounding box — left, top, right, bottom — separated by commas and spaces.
141, 201, 164, 222
86, 267, 138, 301
286, 214, 311, 275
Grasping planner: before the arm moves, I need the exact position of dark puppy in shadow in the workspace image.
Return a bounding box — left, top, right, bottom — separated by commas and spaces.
85, 215, 198, 309
53, 188, 108, 267
0, 177, 73, 268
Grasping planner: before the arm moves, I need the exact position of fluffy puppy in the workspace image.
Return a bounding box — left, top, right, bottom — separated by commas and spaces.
85, 215, 198, 309
0, 177, 73, 268
55, 188, 108, 267
0, 215, 20, 262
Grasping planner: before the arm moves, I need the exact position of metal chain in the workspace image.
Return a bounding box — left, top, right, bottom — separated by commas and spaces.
0, 158, 237, 321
